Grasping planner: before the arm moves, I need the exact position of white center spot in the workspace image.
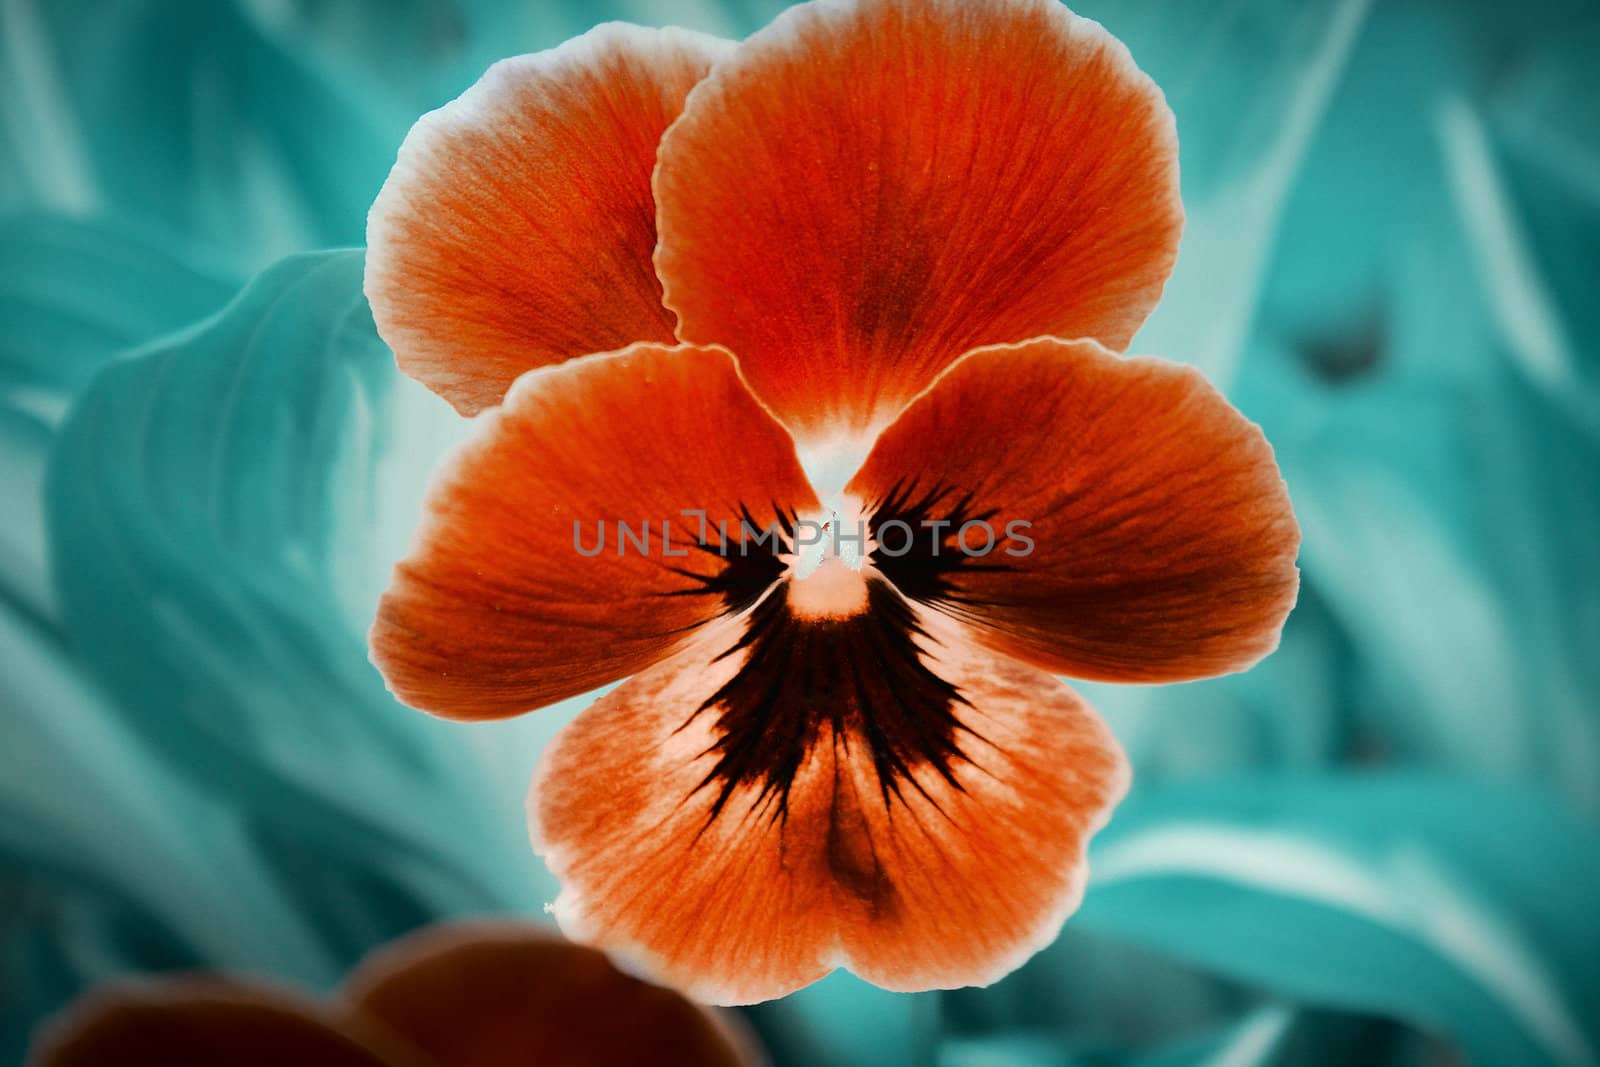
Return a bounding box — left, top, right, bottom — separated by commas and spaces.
788, 495, 872, 618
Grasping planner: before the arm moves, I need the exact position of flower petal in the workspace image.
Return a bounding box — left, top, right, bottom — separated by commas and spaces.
29, 980, 422, 1067
531, 591, 1129, 1003
372, 343, 819, 720
845, 337, 1300, 683
654, 0, 1181, 443
366, 24, 731, 415
340, 921, 760, 1066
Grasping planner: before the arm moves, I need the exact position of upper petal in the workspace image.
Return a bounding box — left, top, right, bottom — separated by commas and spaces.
845, 337, 1300, 683
366, 24, 731, 415
371, 343, 819, 720
654, 0, 1181, 444
340, 921, 760, 1066
531, 585, 1129, 1003
29, 980, 424, 1067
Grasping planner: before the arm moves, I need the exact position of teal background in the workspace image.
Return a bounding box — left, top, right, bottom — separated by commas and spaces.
3, 0, 1598, 1063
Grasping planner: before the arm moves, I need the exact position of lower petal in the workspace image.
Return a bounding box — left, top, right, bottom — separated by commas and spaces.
530, 591, 1129, 1004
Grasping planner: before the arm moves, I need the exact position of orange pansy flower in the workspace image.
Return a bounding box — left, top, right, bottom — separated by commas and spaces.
366, 0, 1299, 1004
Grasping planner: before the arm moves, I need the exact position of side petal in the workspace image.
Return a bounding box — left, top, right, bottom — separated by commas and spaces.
367, 24, 731, 415
845, 337, 1301, 683
655, 0, 1181, 444
28, 980, 424, 1067
340, 921, 760, 1066
531, 589, 1129, 1004
372, 343, 819, 720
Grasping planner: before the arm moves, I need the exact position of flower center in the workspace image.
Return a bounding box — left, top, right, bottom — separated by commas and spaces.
788, 496, 872, 618
787, 555, 868, 618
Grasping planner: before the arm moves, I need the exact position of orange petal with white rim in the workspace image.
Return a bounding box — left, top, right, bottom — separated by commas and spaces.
29, 980, 425, 1067
341, 922, 760, 1067
372, 343, 819, 720
846, 337, 1301, 684
655, 0, 1182, 446
531, 583, 1129, 1004
367, 24, 730, 415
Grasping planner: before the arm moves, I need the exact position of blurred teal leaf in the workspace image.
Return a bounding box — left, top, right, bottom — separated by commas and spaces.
0, 1, 395, 268
0, 0, 790, 271
1474, 19, 1600, 405
0, 213, 238, 402
1, 599, 347, 1054
1257, 0, 1597, 350
937, 1004, 1297, 1067
750, 971, 939, 1067
44, 250, 541, 959
0, 219, 287, 1059
0, 407, 59, 632
1076, 775, 1600, 1067
1240, 343, 1600, 804
0, 213, 240, 635
235, 0, 785, 123
1111, 0, 1600, 813
5, 240, 589, 1057
1070, 0, 1373, 384
1221, 0, 1600, 804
